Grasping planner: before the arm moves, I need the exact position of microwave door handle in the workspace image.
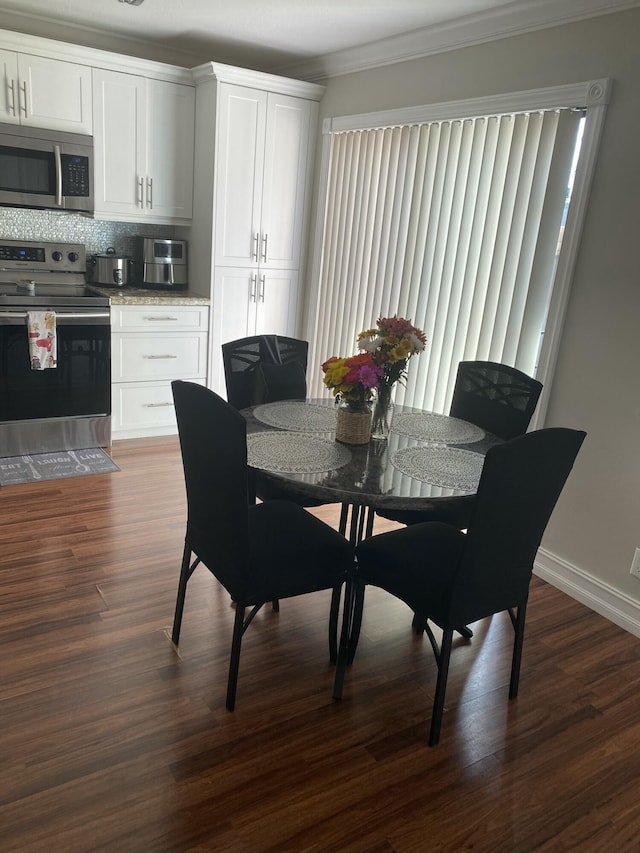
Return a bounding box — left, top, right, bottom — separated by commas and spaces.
54, 144, 63, 207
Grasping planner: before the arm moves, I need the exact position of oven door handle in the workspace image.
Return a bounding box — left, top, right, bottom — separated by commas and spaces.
0, 311, 111, 320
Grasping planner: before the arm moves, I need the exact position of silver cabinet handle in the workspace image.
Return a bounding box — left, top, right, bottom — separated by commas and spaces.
143, 402, 174, 408
143, 316, 178, 321
137, 177, 144, 207
142, 354, 178, 359
252, 232, 259, 262
250, 273, 257, 302
7, 78, 16, 116
261, 233, 268, 263
146, 176, 153, 208
259, 274, 265, 302
19, 79, 27, 117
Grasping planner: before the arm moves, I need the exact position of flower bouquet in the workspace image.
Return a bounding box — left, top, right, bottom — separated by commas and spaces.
357, 316, 427, 438
322, 352, 383, 444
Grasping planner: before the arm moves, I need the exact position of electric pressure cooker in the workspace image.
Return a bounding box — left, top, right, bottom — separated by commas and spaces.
90, 247, 135, 288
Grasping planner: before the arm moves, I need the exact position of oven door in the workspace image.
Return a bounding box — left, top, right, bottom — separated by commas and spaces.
0, 309, 111, 422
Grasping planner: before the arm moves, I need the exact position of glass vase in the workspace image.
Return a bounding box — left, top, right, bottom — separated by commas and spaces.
371, 384, 394, 441
335, 399, 372, 445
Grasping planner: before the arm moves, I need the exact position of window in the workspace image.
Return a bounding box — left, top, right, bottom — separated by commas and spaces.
305, 79, 610, 423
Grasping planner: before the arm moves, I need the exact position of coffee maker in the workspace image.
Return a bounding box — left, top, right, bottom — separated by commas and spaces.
140, 238, 188, 290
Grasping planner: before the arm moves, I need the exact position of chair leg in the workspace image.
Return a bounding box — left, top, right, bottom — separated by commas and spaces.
329, 586, 341, 664
413, 612, 472, 640
226, 604, 246, 711
347, 579, 365, 664
332, 581, 355, 700
509, 601, 528, 700
412, 612, 426, 634
271, 599, 280, 612
171, 542, 193, 645
338, 503, 349, 536
429, 627, 454, 747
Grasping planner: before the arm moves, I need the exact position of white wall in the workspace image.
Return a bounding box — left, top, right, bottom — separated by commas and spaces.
312, 9, 640, 631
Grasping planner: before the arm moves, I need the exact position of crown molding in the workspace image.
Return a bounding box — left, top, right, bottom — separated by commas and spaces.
0, 25, 194, 81
191, 62, 325, 100
278, 0, 640, 81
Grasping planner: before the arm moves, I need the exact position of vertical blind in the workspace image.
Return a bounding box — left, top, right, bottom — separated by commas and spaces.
308, 108, 583, 412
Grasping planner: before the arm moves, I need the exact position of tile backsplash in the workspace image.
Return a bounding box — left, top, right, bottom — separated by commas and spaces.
0, 206, 174, 261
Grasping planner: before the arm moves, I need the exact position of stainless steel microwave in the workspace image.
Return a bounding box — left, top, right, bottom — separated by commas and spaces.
0, 123, 93, 213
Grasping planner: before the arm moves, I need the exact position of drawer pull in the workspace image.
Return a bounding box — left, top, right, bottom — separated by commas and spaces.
143, 354, 178, 359
143, 402, 174, 408
143, 316, 179, 321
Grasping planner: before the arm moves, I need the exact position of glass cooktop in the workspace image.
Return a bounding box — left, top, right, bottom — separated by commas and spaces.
0, 282, 109, 308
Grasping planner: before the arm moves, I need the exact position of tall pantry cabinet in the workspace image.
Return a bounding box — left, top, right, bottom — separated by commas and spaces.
188, 63, 324, 396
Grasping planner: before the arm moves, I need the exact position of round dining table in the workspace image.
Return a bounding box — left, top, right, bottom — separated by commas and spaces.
242, 397, 500, 661
243, 396, 500, 542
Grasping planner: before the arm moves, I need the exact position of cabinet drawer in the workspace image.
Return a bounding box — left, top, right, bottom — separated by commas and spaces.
111, 305, 209, 332
112, 381, 177, 432
112, 379, 203, 436
112, 332, 207, 381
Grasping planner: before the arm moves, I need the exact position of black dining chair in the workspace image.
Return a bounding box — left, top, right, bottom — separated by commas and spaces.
334, 427, 586, 745
222, 334, 308, 411
170, 380, 354, 711
376, 360, 543, 530
222, 334, 328, 514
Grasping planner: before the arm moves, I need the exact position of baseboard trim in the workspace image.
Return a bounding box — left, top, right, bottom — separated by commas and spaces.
535, 548, 640, 638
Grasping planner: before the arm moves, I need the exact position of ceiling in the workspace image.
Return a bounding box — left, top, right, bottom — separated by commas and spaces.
0, 0, 637, 79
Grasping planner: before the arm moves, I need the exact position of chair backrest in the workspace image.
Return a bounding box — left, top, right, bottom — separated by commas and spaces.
222, 335, 308, 410
449, 361, 543, 440
171, 380, 250, 597
449, 428, 586, 626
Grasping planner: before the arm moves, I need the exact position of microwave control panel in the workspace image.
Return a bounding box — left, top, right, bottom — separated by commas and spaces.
61, 154, 91, 197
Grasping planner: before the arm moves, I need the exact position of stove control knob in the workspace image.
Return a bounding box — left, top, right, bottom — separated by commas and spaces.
68, 252, 80, 263
52, 250, 63, 262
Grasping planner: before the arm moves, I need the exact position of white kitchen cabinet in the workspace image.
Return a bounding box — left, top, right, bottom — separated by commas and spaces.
210, 267, 299, 393
111, 304, 208, 439
189, 63, 324, 397
215, 84, 312, 271
92, 69, 194, 224
0, 49, 92, 133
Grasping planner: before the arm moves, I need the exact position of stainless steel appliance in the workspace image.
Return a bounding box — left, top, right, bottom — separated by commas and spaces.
0, 239, 111, 456
0, 123, 93, 213
90, 247, 135, 288
141, 237, 187, 290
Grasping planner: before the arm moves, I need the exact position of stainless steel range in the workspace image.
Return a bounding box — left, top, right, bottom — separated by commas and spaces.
0, 239, 111, 457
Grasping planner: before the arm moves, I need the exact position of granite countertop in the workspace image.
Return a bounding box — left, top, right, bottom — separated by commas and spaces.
87, 285, 210, 306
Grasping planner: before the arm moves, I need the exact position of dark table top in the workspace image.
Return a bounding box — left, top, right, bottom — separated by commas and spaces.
243, 398, 500, 512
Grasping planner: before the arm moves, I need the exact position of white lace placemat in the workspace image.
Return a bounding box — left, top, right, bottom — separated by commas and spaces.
391, 446, 485, 491
392, 412, 485, 444
247, 431, 351, 474
253, 401, 337, 432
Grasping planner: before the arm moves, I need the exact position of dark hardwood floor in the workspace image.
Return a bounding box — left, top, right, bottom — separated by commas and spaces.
2, 436, 640, 851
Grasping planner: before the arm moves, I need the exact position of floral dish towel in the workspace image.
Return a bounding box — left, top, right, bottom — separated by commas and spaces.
27, 310, 57, 370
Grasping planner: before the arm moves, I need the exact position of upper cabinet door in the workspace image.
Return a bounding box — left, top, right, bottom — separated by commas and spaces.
214, 83, 314, 272
145, 79, 195, 222
215, 83, 267, 267
0, 50, 19, 124
260, 94, 312, 271
93, 69, 194, 224
93, 69, 146, 219
17, 54, 92, 134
